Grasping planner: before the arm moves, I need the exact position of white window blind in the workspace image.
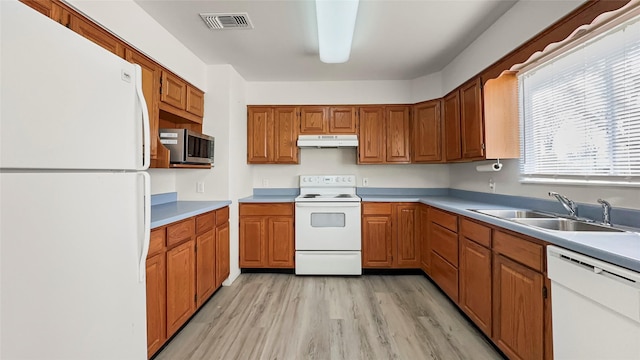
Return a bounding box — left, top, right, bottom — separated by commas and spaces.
519, 15, 640, 185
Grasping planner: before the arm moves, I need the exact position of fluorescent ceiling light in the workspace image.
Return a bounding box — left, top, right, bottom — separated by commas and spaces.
315, 0, 360, 63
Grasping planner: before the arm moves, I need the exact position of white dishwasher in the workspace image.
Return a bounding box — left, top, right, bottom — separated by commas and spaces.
547, 246, 640, 360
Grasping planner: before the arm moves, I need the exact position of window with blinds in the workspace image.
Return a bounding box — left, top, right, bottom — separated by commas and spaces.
519, 14, 640, 186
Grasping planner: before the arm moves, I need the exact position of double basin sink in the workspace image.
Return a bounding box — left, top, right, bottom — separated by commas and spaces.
472, 209, 625, 233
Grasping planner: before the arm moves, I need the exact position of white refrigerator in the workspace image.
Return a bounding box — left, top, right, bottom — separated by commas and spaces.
1, 2, 151, 359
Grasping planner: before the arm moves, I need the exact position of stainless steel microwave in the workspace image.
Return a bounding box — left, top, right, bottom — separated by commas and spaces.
159, 129, 214, 165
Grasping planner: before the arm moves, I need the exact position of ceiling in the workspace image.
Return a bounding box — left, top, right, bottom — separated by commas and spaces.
134, 0, 518, 81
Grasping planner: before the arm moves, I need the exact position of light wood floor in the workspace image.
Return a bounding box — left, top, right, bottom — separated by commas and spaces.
155, 274, 504, 360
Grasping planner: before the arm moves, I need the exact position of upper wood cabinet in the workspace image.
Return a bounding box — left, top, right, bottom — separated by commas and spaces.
444, 78, 485, 162
358, 105, 411, 164
460, 78, 485, 159
22, 0, 70, 26
385, 106, 411, 163
247, 106, 299, 164
299, 106, 357, 135
358, 106, 386, 164
483, 72, 520, 159
69, 14, 125, 57
412, 100, 442, 163
161, 71, 187, 110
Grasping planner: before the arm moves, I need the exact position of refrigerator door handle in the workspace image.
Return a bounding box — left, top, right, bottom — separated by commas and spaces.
138, 172, 151, 282
134, 64, 150, 171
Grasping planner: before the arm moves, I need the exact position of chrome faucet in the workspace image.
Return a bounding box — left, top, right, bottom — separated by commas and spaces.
597, 198, 612, 226
548, 192, 578, 218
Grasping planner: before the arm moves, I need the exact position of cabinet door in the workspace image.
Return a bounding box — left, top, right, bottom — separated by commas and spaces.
420, 205, 430, 273
21, 0, 52, 17
412, 100, 442, 162
385, 106, 411, 163
247, 107, 274, 164
69, 15, 125, 57
300, 106, 327, 134
239, 217, 266, 267
362, 215, 393, 267
145, 253, 166, 358
267, 217, 294, 268
215, 222, 230, 288
166, 240, 195, 336
273, 107, 300, 164
186, 86, 204, 117
160, 71, 187, 110
329, 106, 357, 134
358, 106, 386, 163
493, 254, 544, 360
459, 237, 492, 335
460, 77, 485, 159
394, 204, 420, 268
195, 229, 215, 308
125, 49, 160, 161
443, 90, 462, 161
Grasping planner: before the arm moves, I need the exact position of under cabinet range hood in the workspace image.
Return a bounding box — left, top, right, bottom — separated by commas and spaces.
297, 134, 358, 148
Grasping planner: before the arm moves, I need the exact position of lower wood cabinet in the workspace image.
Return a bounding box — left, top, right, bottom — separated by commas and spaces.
428, 207, 459, 301
146, 206, 229, 359
361, 202, 420, 268
459, 234, 492, 335
239, 203, 294, 268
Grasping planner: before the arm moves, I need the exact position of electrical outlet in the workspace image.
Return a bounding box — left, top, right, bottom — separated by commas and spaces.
262, 178, 269, 187
196, 182, 205, 193
489, 178, 496, 193
363, 178, 369, 187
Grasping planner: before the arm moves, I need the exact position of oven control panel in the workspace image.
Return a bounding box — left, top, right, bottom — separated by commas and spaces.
299, 175, 356, 187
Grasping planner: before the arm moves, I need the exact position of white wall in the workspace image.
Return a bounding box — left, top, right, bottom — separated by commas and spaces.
410, 72, 443, 103
176, 65, 250, 284
442, 0, 586, 94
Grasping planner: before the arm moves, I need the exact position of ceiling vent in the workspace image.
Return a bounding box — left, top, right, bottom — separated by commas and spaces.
199, 13, 254, 30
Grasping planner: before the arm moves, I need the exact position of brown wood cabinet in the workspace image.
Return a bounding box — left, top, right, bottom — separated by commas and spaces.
459, 219, 492, 336
460, 78, 485, 159
419, 204, 430, 273
239, 203, 295, 268
428, 207, 459, 301
186, 86, 205, 117
385, 106, 411, 163
146, 207, 229, 358
412, 100, 442, 162
69, 14, 125, 57
362, 202, 420, 268
358, 106, 386, 164
146, 229, 166, 358
247, 106, 299, 164
161, 71, 187, 110
299, 106, 358, 134
443, 90, 462, 161
493, 254, 544, 360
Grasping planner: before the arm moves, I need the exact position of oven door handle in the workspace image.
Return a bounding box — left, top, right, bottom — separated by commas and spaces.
295, 202, 361, 207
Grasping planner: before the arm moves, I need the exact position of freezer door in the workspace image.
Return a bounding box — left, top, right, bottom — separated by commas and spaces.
0, 2, 149, 171
0, 172, 149, 360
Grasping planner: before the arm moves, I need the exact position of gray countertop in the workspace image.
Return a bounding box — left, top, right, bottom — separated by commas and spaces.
151, 198, 231, 229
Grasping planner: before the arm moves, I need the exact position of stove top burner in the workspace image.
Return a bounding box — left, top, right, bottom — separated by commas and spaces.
303, 194, 320, 198
335, 194, 353, 198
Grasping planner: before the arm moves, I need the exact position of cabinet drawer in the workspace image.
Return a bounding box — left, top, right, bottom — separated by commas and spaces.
240, 203, 293, 216
430, 223, 458, 266
196, 212, 215, 234
460, 218, 491, 248
493, 230, 543, 272
148, 228, 166, 258
431, 252, 459, 302
166, 218, 195, 247
429, 208, 457, 232
362, 202, 392, 215
216, 206, 229, 225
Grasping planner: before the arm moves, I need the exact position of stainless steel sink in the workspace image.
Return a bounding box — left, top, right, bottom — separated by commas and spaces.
472, 209, 556, 219
512, 218, 624, 232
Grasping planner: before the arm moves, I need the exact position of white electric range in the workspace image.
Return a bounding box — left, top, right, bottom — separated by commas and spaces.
294, 175, 362, 275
